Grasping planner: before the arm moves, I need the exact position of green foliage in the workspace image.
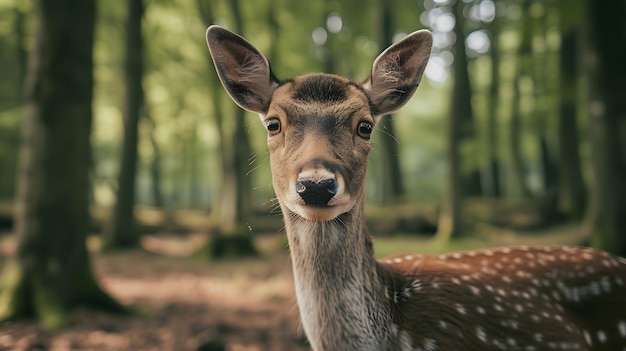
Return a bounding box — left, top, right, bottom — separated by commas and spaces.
0, 0, 608, 243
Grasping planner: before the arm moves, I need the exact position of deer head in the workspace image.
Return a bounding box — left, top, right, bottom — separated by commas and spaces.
206, 26, 432, 222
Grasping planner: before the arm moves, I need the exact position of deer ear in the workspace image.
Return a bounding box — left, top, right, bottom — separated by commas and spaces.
206, 25, 280, 115
361, 30, 432, 118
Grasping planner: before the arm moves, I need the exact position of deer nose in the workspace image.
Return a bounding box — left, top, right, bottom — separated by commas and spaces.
296, 178, 337, 206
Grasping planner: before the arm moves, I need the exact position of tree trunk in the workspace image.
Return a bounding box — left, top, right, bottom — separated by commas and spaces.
436, 0, 466, 240
197, 0, 234, 229
224, 0, 251, 222
105, 0, 144, 248
376, 0, 405, 203
509, 0, 534, 198
0, 0, 123, 328
557, 27, 586, 218
14, 3, 27, 95
196, 0, 257, 258
454, 1, 482, 197
227, 0, 254, 226
145, 108, 164, 207
584, 0, 626, 256
486, 10, 501, 197
188, 117, 200, 206
532, 14, 559, 215
267, 0, 279, 67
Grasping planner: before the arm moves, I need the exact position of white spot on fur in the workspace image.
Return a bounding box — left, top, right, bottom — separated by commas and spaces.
584, 330, 593, 346
619, 321, 626, 337
476, 326, 487, 342
398, 330, 412, 350
455, 303, 466, 315
597, 330, 607, 343
423, 338, 437, 351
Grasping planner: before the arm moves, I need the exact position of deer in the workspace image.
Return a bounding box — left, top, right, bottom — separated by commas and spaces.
205, 25, 626, 351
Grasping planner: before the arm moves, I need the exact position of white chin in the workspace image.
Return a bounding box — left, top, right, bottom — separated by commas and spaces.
290, 203, 349, 222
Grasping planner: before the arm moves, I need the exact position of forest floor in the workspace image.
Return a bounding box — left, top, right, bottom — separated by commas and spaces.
0, 233, 308, 351
0, 220, 587, 351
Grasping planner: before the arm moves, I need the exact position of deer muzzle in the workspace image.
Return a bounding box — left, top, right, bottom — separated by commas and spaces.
286, 160, 352, 222
296, 178, 338, 206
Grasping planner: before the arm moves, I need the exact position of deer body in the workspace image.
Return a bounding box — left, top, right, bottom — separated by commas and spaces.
206, 26, 626, 351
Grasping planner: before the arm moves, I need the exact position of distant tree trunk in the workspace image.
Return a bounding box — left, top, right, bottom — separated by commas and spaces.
486, 11, 501, 197
197, 0, 235, 228
453, 1, 482, 197
557, 27, 586, 218
14, 3, 27, 95
188, 117, 200, 206
105, 0, 145, 248
267, 0, 280, 67
227, 0, 254, 225
197, 0, 257, 258
322, 9, 337, 74
509, 0, 533, 198
584, 0, 626, 256
436, 0, 466, 240
532, 14, 559, 215
375, 0, 405, 204
145, 108, 164, 207
0, 0, 123, 328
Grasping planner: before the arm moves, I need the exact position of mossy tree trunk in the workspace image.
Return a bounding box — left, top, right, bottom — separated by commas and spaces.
0, 0, 124, 328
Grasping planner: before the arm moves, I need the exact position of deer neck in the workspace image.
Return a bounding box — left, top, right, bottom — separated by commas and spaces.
283, 202, 394, 350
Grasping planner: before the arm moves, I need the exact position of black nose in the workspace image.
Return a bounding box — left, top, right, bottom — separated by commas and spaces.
296, 178, 337, 206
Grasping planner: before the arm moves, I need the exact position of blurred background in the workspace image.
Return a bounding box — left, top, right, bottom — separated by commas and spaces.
0, 0, 624, 350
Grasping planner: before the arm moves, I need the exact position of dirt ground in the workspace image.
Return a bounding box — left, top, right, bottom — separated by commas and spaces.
0, 234, 310, 351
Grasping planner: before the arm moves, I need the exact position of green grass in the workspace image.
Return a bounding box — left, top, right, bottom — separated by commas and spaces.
372, 222, 587, 258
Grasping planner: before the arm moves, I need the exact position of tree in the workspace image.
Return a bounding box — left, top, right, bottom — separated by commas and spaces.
197, 0, 257, 258
227, 0, 255, 227
455, 1, 482, 198
584, 0, 626, 256
14, 1, 27, 95
531, 9, 559, 215
197, 0, 233, 226
436, 0, 467, 241
375, 0, 406, 203
104, 0, 145, 248
0, 0, 123, 328
486, 7, 502, 197
557, 4, 586, 218
509, 0, 534, 198
146, 108, 164, 207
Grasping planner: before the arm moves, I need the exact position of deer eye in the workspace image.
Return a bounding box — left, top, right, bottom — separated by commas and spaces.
357, 121, 373, 139
265, 118, 281, 135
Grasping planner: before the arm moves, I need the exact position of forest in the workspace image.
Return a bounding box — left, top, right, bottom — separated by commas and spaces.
0, 0, 625, 350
